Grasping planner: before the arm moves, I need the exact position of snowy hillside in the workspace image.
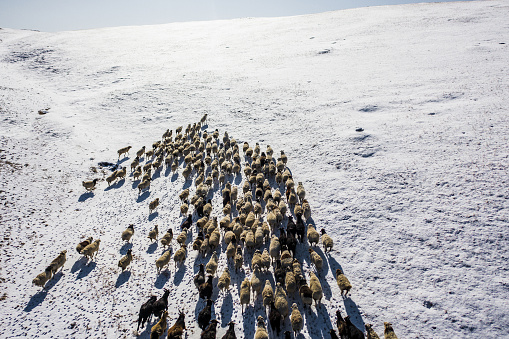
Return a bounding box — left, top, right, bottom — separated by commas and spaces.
1, 0, 508, 338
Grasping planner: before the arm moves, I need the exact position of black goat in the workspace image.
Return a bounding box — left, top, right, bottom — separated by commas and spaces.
181, 214, 193, 230
345, 316, 365, 339
201, 319, 219, 339
199, 275, 213, 300
269, 300, 282, 336
152, 288, 170, 319
167, 310, 186, 339
136, 295, 157, 332
198, 299, 214, 330
221, 321, 237, 339
295, 214, 305, 243
194, 264, 206, 290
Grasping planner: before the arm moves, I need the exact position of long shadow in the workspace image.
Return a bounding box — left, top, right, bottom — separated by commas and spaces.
234, 173, 242, 185
327, 255, 344, 276
137, 191, 151, 203
120, 242, 133, 255
311, 247, 331, 299
116, 157, 129, 164
317, 303, 334, 338
152, 170, 161, 181
242, 308, 256, 339
24, 290, 48, 312
171, 172, 178, 182
164, 166, 172, 177
146, 242, 158, 254
78, 192, 94, 202
220, 292, 233, 327
115, 270, 132, 288
71, 256, 88, 273
344, 297, 365, 332
132, 179, 140, 190
76, 261, 97, 280
173, 263, 187, 286
182, 179, 191, 190
149, 212, 159, 222
154, 270, 171, 289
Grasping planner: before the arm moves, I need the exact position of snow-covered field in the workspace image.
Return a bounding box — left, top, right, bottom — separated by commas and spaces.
1, 1, 508, 338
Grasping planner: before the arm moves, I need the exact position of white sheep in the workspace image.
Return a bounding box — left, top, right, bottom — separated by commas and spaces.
217, 267, 231, 293
118, 249, 133, 272
262, 280, 274, 309
149, 198, 160, 214
285, 269, 297, 294
240, 278, 251, 313
251, 264, 263, 299
76, 237, 93, 254
336, 268, 352, 296
308, 248, 323, 272
291, 303, 304, 336
156, 250, 172, 274
206, 251, 219, 276
81, 239, 101, 261
321, 229, 334, 253
49, 250, 67, 274
275, 282, 289, 319
309, 272, 323, 306
148, 225, 159, 242
307, 224, 320, 247
261, 248, 271, 272
254, 316, 269, 339
82, 179, 99, 191
173, 244, 187, 268
32, 266, 53, 289
117, 146, 132, 159
269, 235, 281, 265
121, 224, 134, 243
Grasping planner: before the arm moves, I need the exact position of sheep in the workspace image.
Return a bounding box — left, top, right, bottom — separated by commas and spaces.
200, 235, 210, 256
309, 272, 323, 306
309, 248, 324, 272
118, 146, 132, 159
160, 229, 173, 248
201, 319, 220, 339
167, 310, 186, 339
206, 251, 219, 276
336, 268, 352, 296
32, 266, 53, 289
285, 269, 297, 294
106, 171, 117, 186
146, 225, 159, 243
76, 236, 93, 254
292, 259, 304, 284
171, 159, 179, 173
290, 303, 304, 336
280, 150, 287, 165
173, 244, 187, 268
198, 299, 214, 330
269, 301, 282, 336
138, 178, 151, 194
223, 202, 231, 216
365, 324, 380, 339
155, 250, 172, 274
133, 167, 142, 181
240, 278, 251, 313
262, 280, 274, 309
118, 249, 133, 272
298, 283, 313, 308
274, 259, 286, 286
302, 199, 311, 220
217, 267, 231, 292
275, 282, 289, 319
295, 214, 305, 243
136, 295, 157, 332
245, 229, 255, 251
122, 224, 135, 243
82, 178, 99, 191
260, 248, 271, 272
384, 322, 398, 339
281, 247, 293, 271
345, 316, 365, 339
275, 171, 283, 185
222, 321, 237, 339
234, 246, 243, 272
115, 166, 127, 181
149, 198, 160, 214
145, 148, 155, 159
295, 182, 305, 202
81, 239, 101, 260
330, 329, 340, 339
199, 275, 214, 300
219, 215, 230, 231
251, 264, 263, 299
287, 189, 298, 206
176, 228, 188, 247
307, 224, 320, 247
136, 146, 146, 158
194, 264, 206, 289
266, 211, 277, 230
152, 288, 170, 319
254, 316, 269, 339
254, 225, 264, 247
321, 229, 334, 253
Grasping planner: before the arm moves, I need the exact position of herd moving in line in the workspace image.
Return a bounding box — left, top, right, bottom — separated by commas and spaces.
34, 113, 398, 338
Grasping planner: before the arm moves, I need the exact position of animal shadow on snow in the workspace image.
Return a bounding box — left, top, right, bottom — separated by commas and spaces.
146, 242, 158, 254
220, 292, 233, 326
76, 261, 97, 280
148, 212, 159, 222
78, 191, 94, 202
154, 270, 171, 289
137, 191, 151, 203
173, 264, 187, 286
104, 179, 125, 191
24, 272, 63, 312
171, 172, 178, 182
164, 166, 172, 177
71, 256, 88, 273
120, 242, 133, 255
132, 179, 140, 189
115, 270, 131, 288
344, 297, 365, 331
242, 307, 256, 339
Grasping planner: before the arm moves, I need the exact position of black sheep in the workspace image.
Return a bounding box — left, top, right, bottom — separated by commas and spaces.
274, 260, 286, 286
279, 228, 287, 248
201, 319, 219, 339
181, 214, 193, 230
336, 310, 348, 339
287, 216, 297, 238
194, 264, 206, 290
345, 316, 365, 339
136, 295, 157, 332
330, 329, 340, 339
152, 288, 170, 319
286, 232, 297, 258
284, 331, 292, 339
269, 300, 282, 336
197, 201, 204, 218
221, 321, 237, 339
199, 275, 213, 300
198, 299, 214, 330
295, 214, 305, 243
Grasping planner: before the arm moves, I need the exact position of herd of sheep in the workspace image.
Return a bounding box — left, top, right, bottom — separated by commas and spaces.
34, 113, 399, 338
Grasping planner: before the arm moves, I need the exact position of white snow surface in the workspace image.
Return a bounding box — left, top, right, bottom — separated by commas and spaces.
1, 1, 509, 338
